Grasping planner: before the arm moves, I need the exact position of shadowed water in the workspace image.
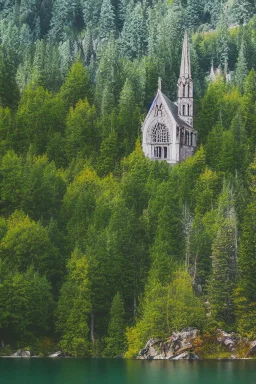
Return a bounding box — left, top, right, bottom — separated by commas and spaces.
0, 358, 256, 384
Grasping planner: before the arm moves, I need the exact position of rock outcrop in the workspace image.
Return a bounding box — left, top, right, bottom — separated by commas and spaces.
137, 328, 256, 360
138, 328, 200, 360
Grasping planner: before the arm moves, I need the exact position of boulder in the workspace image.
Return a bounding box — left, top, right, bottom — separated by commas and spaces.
49, 351, 63, 358
11, 350, 30, 357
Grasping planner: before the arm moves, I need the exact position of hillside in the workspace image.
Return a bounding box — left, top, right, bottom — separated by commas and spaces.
0, 0, 255, 358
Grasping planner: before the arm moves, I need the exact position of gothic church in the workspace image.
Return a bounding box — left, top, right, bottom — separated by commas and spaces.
141, 32, 197, 164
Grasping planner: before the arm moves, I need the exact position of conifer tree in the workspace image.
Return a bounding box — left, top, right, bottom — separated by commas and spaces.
117, 79, 140, 156
239, 157, 256, 302
205, 0, 223, 27
235, 41, 248, 93
103, 292, 126, 357
216, 13, 229, 69
56, 249, 92, 356
228, 0, 253, 25
120, 1, 147, 59
99, 0, 116, 40
186, 0, 201, 31
208, 184, 237, 325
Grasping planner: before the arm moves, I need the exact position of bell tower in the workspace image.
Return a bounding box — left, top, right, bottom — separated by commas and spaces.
178, 31, 193, 127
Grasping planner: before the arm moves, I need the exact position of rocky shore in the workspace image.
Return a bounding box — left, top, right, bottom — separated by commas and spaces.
137, 328, 256, 360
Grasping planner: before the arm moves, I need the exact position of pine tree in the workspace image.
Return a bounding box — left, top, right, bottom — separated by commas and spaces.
120, 1, 147, 59
56, 249, 92, 356
99, 0, 116, 40
81, 0, 102, 28
208, 184, 237, 325
103, 292, 126, 357
205, 0, 223, 27
229, 0, 253, 25
117, 79, 140, 156
235, 41, 248, 93
216, 13, 229, 69
117, 0, 129, 30
186, 0, 201, 31
239, 157, 256, 302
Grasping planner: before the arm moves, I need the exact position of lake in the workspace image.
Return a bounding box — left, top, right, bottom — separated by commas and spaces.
0, 358, 256, 384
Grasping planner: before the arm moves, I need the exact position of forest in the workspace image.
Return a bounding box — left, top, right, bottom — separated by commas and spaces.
0, 0, 255, 357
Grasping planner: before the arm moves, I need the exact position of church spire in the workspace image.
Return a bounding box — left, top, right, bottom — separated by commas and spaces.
180, 31, 191, 79
178, 31, 193, 127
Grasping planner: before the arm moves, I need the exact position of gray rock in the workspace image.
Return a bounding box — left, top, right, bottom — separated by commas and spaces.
49, 351, 63, 358
145, 338, 159, 348
171, 352, 189, 360
11, 350, 30, 357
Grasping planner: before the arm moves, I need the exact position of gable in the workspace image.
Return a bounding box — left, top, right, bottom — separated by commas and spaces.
142, 92, 175, 145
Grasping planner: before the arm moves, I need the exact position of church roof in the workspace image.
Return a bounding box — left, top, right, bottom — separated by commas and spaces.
161, 92, 192, 129
142, 89, 192, 131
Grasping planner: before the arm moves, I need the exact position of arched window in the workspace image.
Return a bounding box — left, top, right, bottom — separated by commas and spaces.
183, 85, 186, 97
187, 84, 190, 98
188, 104, 190, 116
183, 104, 186, 116
151, 123, 170, 143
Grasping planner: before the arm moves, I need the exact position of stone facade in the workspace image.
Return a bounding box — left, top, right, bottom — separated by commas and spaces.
141, 32, 197, 164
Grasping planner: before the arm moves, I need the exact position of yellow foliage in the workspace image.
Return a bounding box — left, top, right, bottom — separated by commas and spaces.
125, 326, 144, 359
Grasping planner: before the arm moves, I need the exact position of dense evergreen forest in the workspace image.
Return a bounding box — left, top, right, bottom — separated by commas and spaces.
0, 0, 256, 357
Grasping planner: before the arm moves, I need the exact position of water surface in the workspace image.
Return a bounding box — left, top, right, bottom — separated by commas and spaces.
0, 358, 256, 384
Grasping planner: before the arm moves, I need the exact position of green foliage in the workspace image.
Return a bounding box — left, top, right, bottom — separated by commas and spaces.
15, 86, 65, 155
56, 248, 92, 357
65, 98, 98, 161
125, 271, 205, 357
60, 62, 92, 109
0, 210, 61, 284
0, 267, 54, 340
0, 0, 255, 358
103, 292, 126, 357
207, 184, 237, 326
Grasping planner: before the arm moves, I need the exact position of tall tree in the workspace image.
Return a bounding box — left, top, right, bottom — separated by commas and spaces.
208, 184, 237, 325
99, 0, 116, 40
56, 248, 92, 356
103, 292, 126, 357
235, 41, 248, 93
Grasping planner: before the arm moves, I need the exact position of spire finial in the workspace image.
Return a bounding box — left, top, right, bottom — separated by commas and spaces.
158, 77, 162, 91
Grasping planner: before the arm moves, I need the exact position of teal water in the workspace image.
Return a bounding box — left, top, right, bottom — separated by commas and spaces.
0, 359, 256, 384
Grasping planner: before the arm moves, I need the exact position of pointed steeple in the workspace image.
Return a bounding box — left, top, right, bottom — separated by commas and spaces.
180, 31, 191, 79
178, 31, 193, 127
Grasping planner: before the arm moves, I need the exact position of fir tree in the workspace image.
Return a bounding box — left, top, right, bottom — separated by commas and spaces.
99, 0, 116, 40
186, 0, 201, 31
208, 185, 237, 325
228, 0, 253, 25
103, 292, 126, 357
235, 41, 248, 93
